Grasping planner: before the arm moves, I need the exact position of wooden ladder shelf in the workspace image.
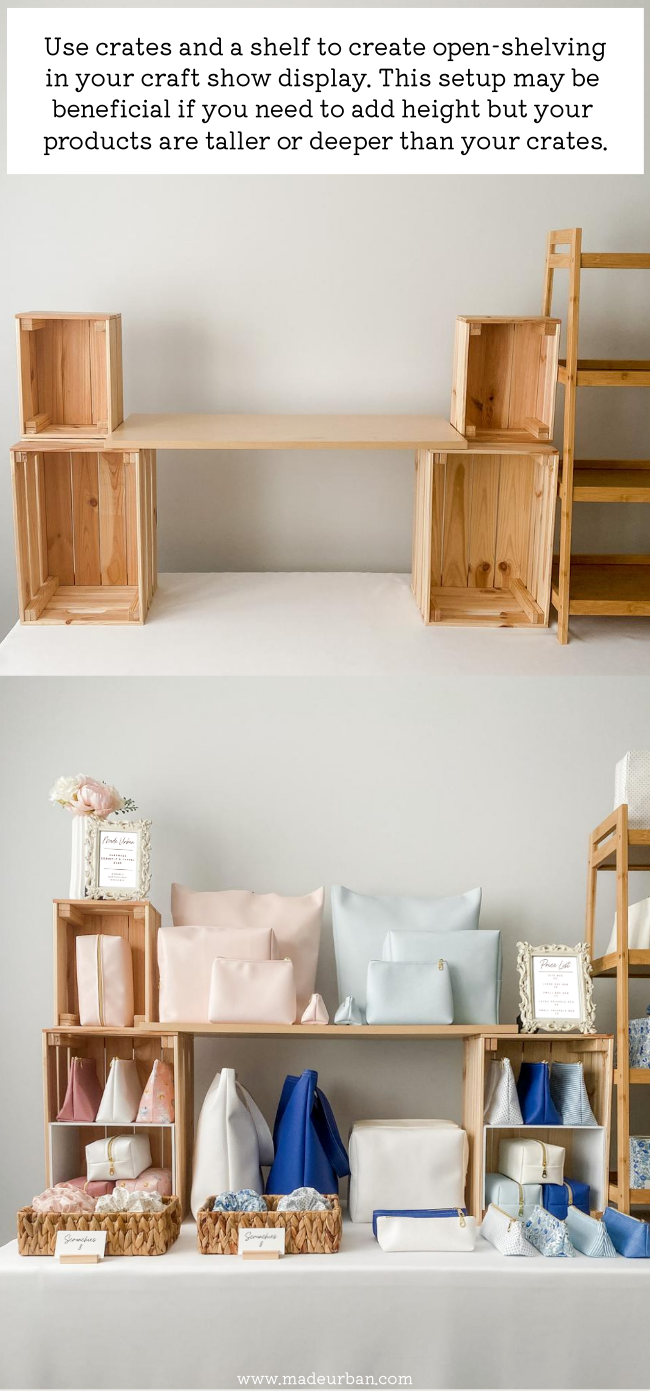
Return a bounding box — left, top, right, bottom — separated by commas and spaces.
586, 804, 650, 1213
542, 230, 650, 643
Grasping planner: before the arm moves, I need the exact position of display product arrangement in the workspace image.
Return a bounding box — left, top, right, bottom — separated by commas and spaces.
15, 758, 650, 1262
9, 229, 649, 642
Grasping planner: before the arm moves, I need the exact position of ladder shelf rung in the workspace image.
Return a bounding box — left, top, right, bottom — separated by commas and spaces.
566, 461, 650, 502
558, 360, 650, 387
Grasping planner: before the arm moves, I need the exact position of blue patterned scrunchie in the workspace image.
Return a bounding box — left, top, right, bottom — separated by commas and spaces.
212, 1189, 267, 1213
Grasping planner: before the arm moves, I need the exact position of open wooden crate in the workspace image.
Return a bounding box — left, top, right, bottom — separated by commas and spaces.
16, 312, 123, 438
450, 317, 560, 444
11, 442, 156, 624
462, 1033, 613, 1217
42, 1026, 193, 1215
412, 444, 559, 627
53, 900, 160, 1026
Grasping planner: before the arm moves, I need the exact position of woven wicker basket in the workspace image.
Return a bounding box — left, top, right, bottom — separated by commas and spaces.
197, 1195, 342, 1255
17, 1196, 181, 1257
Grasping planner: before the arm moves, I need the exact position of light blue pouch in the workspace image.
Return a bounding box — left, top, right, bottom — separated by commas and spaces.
525, 1205, 576, 1257
565, 1205, 617, 1257
366, 959, 454, 1026
484, 1173, 541, 1223
382, 929, 501, 1025
334, 996, 365, 1026
331, 885, 481, 1013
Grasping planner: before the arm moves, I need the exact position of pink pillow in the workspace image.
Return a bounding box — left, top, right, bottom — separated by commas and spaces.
171, 886, 324, 1019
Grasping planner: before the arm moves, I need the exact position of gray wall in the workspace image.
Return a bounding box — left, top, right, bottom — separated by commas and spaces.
2, 171, 650, 639
1, 673, 649, 1241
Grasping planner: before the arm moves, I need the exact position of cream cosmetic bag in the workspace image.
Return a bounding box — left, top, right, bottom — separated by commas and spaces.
96, 1058, 143, 1124
158, 925, 275, 1023
171, 885, 323, 1019
374, 1211, 477, 1253
348, 1120, 469, 1224
191, 1068, 274, 1218
498, 1137, 565, 1186
76, 935, 134, 1028
208, 958, 296, 1025
86, 1134, 152, 1181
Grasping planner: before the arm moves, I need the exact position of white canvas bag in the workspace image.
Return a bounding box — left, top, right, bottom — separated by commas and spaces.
348, 1120, 468, 1224
86, 1133, 152, 1181
375, 1211, 477, 1253
191, 1068, 274, 1218
96, 1058, 143, 1124
499, 1137, 565, 1186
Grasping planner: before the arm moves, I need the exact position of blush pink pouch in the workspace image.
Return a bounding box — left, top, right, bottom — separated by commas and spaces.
136, 1059, 175, 1124
158, 924, 274, 1023
56, 1056, 103, 1122
208, 957, 297, 1025
59, 1176, 116, 1198
171, 885, 324, 1020
76, 934, 134, 1028
116, 1167, 172, 1197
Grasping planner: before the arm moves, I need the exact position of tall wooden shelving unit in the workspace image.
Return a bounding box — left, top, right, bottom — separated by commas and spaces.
542, 229, 650, 644
586, 805, 650, 1213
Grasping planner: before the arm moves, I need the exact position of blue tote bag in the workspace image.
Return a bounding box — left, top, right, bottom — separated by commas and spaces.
516, 1062, 562, 1126
266, 1069, 350, 1195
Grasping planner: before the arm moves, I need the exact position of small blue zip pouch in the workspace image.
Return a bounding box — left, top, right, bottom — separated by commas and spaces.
372, 1207, 467, 1238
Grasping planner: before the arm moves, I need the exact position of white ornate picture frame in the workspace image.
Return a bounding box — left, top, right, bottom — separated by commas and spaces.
516, 942, 596, 1034
84, 817, 151, 901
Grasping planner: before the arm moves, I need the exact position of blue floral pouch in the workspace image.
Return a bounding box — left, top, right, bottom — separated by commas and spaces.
525, 1204, 576, 1257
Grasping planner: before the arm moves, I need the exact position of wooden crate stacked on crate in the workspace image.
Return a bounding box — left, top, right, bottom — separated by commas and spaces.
463, 1032, 613, 1218
11, 312, 157, 625
413, 317, 561, 628
46, 898, 193, 1217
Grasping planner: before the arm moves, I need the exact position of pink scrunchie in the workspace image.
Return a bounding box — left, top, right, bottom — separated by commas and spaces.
32, 1185, 96, 1215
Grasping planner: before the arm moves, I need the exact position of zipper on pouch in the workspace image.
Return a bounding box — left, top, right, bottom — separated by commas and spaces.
536, 1139, 548, 1179
492, 1204, 514, 1232
107, 1135, 116, 1176
96, 936, 105, 1027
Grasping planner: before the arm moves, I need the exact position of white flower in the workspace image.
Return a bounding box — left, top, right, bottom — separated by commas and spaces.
49, 774, 85, 808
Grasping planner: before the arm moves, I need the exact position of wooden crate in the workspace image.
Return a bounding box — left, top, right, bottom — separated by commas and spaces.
412, 444, 558, 627
11, 442, 157, 624
463, 1033, 613, 1217
450, 317, 560, 444
53, 900, 160, 1025
16, 312, 123, 438
42, 1027, 193, 1216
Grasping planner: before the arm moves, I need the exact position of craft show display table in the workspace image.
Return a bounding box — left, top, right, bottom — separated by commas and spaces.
1, 1221, 648, 1391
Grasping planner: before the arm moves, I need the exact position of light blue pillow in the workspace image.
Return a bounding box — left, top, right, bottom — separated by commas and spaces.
331, 885, 481, 1013
383, 929, 501, 1025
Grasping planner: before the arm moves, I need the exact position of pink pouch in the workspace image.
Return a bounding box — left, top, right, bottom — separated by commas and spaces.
137, 1059, 175, 1124
208, 957, 296, 1025
301, 993, 330, 1025
171, 885, 324, 1020
58, 1176, 116, 1198
76, 934, 134, 1028
56, 1056, 103, 1122
116, 1167, 172, 1197
158, 924, 274, 1023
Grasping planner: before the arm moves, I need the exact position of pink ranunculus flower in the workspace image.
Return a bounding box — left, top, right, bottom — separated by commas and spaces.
71, 779, 124, 819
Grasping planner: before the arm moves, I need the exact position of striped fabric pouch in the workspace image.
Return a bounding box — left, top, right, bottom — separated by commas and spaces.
549, 1062, 598, 1126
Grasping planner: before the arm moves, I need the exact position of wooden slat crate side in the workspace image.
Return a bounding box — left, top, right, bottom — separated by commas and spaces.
467, 453, 499, 588
98, 453, 128, 585
89, 321, 109, 430
44, 452, 75, 585
71, 453, 101, 586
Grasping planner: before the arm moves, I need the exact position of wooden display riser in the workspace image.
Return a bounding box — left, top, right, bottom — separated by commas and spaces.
53, 899, 160, 1026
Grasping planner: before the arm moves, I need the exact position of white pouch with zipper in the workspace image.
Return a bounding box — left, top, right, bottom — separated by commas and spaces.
96, 1058, 143, 1124
374, 1208, 476, 1252
86, 1133, 152, 1181
480, 1203, 536, 1256
498, 1137, 565, 1186
348, 1119, 468, 1224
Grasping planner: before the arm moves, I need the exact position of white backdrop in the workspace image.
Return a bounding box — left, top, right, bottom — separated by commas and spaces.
1, 673, 649, 1242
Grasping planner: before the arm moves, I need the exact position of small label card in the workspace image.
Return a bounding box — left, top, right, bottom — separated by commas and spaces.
533, 954, 581, 1020
55, 1230, 107, 1264
98, 829, 139, 890
238, 1227, 285, 1260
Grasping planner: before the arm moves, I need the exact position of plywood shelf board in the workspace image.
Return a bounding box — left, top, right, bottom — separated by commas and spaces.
551, 557, 650, 616
153, 1022, 519, 1038
570, 462, 650, 503
105, 414, 469, 452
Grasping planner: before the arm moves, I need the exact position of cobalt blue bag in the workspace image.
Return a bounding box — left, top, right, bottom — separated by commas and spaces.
516, 1061, 562, 1126
603, 1206, 650, 1258
266, 1069, 350, 1195
542, 1179, 590, 1220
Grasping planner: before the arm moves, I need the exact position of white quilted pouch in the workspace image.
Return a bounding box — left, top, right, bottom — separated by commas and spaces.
480, 1203, 536, 1256
484, 1059, 523, 1125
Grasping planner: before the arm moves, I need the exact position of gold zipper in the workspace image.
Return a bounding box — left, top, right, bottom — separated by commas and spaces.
457, 1209, 466, 1227
518, 1182, 524, 1219
96, 936, 105, 1027
491, 1203, 516, 1232
107, 1135, 116, 1176
438, 959, 445, 971
536, 1139, 548, 1179
565, 1181, 574, 1206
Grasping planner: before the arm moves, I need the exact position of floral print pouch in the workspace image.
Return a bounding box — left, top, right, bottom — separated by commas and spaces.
525, 1204, 576, 1257
136, 1059, 174, 1124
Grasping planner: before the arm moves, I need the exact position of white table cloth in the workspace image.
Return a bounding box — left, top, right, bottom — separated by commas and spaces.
1, 1222, 649, 1389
